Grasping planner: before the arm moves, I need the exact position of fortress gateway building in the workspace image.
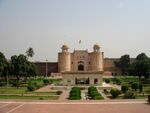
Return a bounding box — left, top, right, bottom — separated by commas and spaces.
58, 44, 104, 86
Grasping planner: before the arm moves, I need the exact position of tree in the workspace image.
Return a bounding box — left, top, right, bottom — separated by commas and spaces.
0, 52, 8, 81
10, 54, 37, 81
114, 54, 130, 75
132, 53, 150, 79
130, 53, 150, 92
10, 55, 26, 81
26, 47, 34, 59
26, 63, 37, 78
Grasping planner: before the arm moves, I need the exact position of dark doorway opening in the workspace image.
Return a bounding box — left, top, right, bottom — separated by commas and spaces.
94, 78, 98, 84
75, 78, 89, 85
78, 64, 84, 71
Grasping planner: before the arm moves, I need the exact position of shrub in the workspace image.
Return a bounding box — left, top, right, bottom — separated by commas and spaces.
56, 91, 62, 95
27, 83, 37, 91
111, 78, 121, 85
129, 81, 133, 85
105, 79, 110, 83
93, 95, 103, 100
0, 82, 6, 86
88, 86, 103, 100
110, 88, 120, 98
11, 80, 21, 88
115, 78, 121, 85
131, 83, 139, 91
121, 85, 129, 93
103, 89, 109, 94
123, 90, 136, 99
39, 97, 44, 100
27, 81, 40, 91
69, 87, 81, 100
43, 79, 50, 85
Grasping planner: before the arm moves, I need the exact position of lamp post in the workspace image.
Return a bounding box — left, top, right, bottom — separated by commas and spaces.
46, 59, 48, 78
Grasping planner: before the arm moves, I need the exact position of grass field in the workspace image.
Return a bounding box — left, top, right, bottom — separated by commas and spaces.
118, 76, 139, 84
0, 95, 59, 100
0, 87, 60, 95
108, 95, 148, 99
0, 87, 61, 100
0, 87, 27, 94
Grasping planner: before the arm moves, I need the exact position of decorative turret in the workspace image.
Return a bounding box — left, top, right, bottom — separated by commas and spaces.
91, 44, 103, 71
93, 44, 100, 52
62, 44, 69, 52
58, 44, 71, 72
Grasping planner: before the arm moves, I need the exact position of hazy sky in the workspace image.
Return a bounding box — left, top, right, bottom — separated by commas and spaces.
0, 0, 150, 62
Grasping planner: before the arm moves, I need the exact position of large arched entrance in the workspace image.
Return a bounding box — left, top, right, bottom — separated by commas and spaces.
75, 77, 89, 85
78, 64, 84, 71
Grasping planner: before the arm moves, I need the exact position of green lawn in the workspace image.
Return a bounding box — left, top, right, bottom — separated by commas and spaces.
0, 95, 59, 100
142, 87, 150, 93
108, 95, 148, 99
103, 76, 139, 84
0, 87, 61, 100
51, 79, 62, 85
0, 87, 27, 94
119, 76, 139, 84
135, 95, 149, 99
0, 87, 61, 96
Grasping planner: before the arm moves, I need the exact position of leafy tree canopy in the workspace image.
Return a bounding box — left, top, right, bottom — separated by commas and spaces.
115, 54, 130, 75
26, 47, 34, 58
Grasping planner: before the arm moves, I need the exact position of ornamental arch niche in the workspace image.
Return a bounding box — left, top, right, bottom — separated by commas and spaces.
78, 61, 84, 71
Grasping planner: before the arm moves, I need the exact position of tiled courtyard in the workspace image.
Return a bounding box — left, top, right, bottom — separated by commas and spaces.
0, 101, 149, 113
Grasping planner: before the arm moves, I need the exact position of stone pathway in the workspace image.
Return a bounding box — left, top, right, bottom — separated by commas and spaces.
35, 84, 56, 92
98, 90, 110, 100
58, 90, 70, 101
81, 90, 88, 100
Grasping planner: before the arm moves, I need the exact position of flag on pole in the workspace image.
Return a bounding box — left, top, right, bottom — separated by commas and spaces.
79, 40, 81, 44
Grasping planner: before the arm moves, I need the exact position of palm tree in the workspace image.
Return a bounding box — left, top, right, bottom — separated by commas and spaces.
26, 47, 34, 59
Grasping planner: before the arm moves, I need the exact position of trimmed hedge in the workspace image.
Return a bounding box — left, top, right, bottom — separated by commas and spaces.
121, 85, 129, 93
27, 79, 44, 91
27, 83, 37, 91
88, 86, 103, 100
43, 79, 52, 85
69, 87, 81, 100
105, 79, 110, 83
110, 88, 120, 98
123, 90, 136, 99
111, 78, 121, 85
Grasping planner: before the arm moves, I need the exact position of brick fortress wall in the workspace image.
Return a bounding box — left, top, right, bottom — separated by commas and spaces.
34, 58, 121, 76
34, 62, 58, 76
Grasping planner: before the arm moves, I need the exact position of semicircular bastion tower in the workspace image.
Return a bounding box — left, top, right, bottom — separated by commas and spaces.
58, 44, 71, 72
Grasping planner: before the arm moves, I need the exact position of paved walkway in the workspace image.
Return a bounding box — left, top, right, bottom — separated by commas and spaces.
58, 90, 70, 101
35, 84, 55, 92
99, 90, 110, 100
0, 100, 149, 113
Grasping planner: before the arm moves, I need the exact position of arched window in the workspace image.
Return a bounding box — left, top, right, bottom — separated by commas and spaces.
78, 64, 84, 71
